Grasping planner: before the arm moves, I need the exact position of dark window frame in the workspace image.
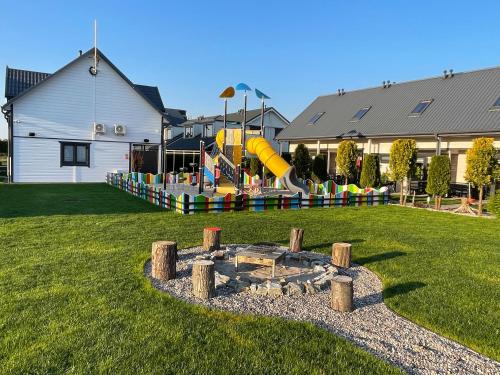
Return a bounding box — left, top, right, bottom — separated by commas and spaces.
349, 106, 371, 122
490, 97, 500, 111
60, 142, 90, 167
409, 99, 433, 117
307, 112, 325, 125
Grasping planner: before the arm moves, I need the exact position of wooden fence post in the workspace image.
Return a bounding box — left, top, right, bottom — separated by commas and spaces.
332, 242, 351, 268
331, 275, 353, 312
151, 241, 177, 281
192, 260, 215, 299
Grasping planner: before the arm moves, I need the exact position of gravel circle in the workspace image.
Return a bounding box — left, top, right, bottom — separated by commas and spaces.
146, 245, 500, 375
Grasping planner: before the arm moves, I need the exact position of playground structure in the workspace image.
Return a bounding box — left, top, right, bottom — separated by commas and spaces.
197, 83, 308, 198
200, 128, 308, 197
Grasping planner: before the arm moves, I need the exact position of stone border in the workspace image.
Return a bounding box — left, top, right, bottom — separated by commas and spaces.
195, 245, 339, 297
146, 245, 500, 375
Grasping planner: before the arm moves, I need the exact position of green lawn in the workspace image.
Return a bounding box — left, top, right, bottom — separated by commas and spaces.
1, 184, 499, 374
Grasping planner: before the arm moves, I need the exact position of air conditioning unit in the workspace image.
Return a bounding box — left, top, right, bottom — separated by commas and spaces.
114, 124, 126, 136
93, 123, 106, 134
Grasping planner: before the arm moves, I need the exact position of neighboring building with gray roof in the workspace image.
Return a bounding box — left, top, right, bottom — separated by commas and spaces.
276, 67, 500, 184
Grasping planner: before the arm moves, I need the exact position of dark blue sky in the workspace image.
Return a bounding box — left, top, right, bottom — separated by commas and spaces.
1, 0, 499, 138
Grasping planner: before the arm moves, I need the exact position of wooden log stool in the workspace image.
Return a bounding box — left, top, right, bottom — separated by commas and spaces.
289, 228, 304, 253
203, 227, 222, 251
332, 242, 351, 268
331, 275, 354, 312
192, 260, 215, 299
151, 241, 177, 281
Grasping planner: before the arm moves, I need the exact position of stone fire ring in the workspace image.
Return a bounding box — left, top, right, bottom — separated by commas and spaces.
145, 245, 500, 375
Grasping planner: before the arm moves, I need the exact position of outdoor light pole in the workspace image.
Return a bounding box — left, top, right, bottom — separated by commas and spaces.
235, 83, 252, 190
255, 89, 270, 180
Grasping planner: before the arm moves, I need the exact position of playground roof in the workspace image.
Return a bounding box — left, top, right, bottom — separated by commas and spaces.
276, 66, 500, 140
165, 134, 215, 151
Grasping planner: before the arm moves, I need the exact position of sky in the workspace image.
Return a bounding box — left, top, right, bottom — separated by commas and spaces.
1, 0, 499, 139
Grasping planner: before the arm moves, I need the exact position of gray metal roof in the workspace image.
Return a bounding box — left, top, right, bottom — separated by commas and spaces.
134, 84, 164, 111
163, 108, 188, 126
5, 67, 50, 100
276, 67, 500, 140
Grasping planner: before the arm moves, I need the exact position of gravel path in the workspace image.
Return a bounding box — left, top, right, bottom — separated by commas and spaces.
146, 245, 500, 375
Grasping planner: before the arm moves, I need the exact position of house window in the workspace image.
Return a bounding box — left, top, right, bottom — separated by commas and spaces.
410, 99, 433, 116
185, 126, 193, 138
307, 112, 325, 125
350, 106, 371, 122
166, 128, 172, 140
490, 97, 500, 111
205, 124, 213, 137
60, 142, 90, 167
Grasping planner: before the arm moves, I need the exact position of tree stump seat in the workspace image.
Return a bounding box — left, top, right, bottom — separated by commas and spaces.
203, 227, 222, 251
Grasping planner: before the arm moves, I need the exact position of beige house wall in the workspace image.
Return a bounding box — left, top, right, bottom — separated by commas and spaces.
288, 135, 500, 183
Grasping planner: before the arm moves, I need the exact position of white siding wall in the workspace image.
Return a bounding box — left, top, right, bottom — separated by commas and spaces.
14, 137, 129, 182
11, 56, 162, 182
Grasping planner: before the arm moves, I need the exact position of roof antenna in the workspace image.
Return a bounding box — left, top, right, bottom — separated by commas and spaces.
89, 20, 98, 76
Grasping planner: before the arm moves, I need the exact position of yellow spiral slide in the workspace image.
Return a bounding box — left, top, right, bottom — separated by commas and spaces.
215, 130, 308, 194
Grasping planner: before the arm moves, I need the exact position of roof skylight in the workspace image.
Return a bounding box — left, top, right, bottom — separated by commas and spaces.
490, 97, 500, 110
349, 106, 371, 122
410, 99, 433, 116
307, 112, 325, 125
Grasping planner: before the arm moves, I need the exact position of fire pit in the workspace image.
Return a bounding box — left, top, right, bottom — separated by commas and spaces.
234, 245, 286, 278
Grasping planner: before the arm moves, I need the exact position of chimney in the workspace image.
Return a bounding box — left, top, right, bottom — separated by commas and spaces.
449, 69, 454, 78
443, 70, 448, 79
78, 50, 83, 56
382, 81, 386, 88
337, 89, 342, 96
341, 88, 345, 95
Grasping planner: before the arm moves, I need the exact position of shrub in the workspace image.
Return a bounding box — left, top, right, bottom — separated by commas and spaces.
282, 152, 292, 164
312, 155, 328, 182
488, 191, 500, 217
426, 155, 451, 210
465, 137, 497, 215
293, 144, 311, 179
389, 139, 418, 205
360, 154, 380, 188
249, 157, 260, 177
336, 140, 358, 184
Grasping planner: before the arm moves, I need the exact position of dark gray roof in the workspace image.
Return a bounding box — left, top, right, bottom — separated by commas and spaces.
134, 85, 164, 111
163, 108, 188, 126
165, 134, 215, 151
276, 67, 500, 140
5, 67, 50, 100
3, 48, 165, 115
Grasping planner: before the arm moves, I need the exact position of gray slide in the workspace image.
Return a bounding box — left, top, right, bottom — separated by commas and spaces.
279, 166, 309, 195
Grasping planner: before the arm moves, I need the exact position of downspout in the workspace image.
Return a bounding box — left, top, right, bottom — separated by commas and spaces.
435, 134, 442, 155
2, 105, 13, 183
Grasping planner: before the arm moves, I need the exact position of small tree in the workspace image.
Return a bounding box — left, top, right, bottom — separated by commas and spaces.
464, 137, 497, 215
389, 139, 418, 205
312, 155, 328, 182
249, 157, 260, 176
336, 140, 358, 184
426, 155, 451, 210
293, 144, 311, 179
359, 154, 380, 188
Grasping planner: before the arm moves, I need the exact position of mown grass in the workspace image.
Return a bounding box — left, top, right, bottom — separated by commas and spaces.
1, 184, 499, 374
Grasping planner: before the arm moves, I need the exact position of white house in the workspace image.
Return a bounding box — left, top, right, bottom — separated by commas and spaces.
2, 48, 167, 183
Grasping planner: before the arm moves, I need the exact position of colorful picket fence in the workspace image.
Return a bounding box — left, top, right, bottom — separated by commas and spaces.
107, 172, 389, 215
121, 172, 199, 185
